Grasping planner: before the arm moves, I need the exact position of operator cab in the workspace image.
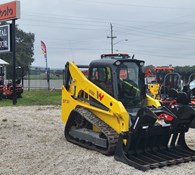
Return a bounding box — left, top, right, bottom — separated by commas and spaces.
88, 59, 146, 111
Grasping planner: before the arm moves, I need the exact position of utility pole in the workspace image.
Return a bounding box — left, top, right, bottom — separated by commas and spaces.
107, 23, 117, 54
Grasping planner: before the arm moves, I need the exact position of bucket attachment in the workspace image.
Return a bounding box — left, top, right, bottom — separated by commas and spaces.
114, 107, 195, 171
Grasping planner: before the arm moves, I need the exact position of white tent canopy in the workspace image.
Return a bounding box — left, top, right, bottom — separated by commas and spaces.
0, 58, 9, 65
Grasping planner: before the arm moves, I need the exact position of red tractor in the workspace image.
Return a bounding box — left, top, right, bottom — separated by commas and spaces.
0, 66, 23, 99
159, 72, 195, 128
3, 79, 23, 98
145, 66, 174, 99
153, 67, 174, 84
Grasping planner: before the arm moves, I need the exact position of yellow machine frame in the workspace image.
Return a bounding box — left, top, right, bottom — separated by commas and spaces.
61, 62, 161, 134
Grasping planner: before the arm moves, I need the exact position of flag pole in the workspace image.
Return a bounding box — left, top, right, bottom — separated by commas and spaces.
45, 53, 50, 90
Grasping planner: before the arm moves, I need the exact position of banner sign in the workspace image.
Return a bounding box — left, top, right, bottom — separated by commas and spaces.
0, 24, 11, 53
0, 1, 20, 21
41, 40, 47, 58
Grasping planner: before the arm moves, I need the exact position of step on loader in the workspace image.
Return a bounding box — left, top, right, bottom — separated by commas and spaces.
61, 58, 195, 171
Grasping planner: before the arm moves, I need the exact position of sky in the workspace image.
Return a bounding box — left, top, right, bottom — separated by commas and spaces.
1, 0, 195, 69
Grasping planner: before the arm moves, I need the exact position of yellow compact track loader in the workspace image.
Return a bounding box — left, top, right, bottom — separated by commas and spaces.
61, 58, 195, 171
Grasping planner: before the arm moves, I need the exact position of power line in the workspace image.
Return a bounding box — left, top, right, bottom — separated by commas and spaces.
18, 11, 195, 41
114, 28, 195, 43
73, 0, 195, 10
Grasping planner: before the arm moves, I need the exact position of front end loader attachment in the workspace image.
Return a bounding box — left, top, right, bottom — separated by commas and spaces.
114, 107, 195, 171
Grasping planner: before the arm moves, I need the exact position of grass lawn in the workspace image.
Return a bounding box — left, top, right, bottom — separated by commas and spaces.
0, 89, 61, 106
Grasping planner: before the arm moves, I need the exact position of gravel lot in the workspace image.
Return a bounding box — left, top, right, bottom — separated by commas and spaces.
0, 106, 195, 175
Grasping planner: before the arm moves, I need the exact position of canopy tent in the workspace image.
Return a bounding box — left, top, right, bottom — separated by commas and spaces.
0, 58, 9, 65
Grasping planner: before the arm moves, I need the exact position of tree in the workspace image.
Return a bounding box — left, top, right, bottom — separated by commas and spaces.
0, 24, 35, 79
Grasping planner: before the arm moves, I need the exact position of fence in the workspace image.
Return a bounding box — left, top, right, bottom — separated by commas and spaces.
23, 79, 63, 90
23, 66, 64, 90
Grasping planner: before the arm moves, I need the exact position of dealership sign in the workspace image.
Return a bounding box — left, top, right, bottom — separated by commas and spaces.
0, 24, 11, 52
0, 1, 20, 21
